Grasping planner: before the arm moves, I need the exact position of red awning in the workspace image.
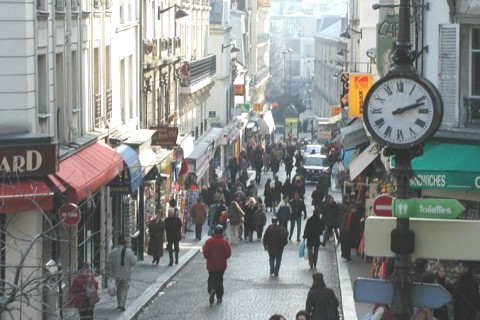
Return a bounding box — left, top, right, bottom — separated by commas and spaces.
49, 142, 124, 203
0, 179, 54, 214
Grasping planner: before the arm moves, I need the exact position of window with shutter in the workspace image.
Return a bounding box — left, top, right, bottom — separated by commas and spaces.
438, 24, 459, 127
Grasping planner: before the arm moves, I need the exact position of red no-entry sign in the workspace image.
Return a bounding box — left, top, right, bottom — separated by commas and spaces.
59, 203, 81, 226
373, 195, 393, 217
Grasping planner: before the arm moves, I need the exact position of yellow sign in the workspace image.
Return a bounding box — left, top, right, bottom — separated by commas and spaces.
349, 73, 373, 117
284, 118, 299, 139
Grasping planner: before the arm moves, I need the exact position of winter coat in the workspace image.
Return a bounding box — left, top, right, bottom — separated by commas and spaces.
243, 204, 256, 232
321, 201, 338, 228
305, 283, 339, 320
229, 206, 245, 225
282, 181, 294, 199
254, 209, 267, 227
164, 216, 182, 242
303, 214, 324, 247
453, 272, 480, 320
189, 201, 207, 225
290, 199, 307, 219
264, 181, 273, 207
147, 218, 165, 258
107, 245, 137, 280
214, 203, 229, 226
263, 224, 288, 255
311, 188, 325, 207
272, 179, 283, 202
202, 234, 232, 271
68, 272, 99, 310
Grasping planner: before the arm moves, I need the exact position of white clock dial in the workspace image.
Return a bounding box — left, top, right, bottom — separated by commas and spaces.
363, 74, 442, 149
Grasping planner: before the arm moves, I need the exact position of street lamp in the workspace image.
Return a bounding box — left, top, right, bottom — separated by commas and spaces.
282, 48, 293, 97
222, 43, 240, 53
339, 26, 363, 39
157, 4, 188, 20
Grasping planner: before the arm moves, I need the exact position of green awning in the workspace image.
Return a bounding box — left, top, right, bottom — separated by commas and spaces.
410, 142, 480, 190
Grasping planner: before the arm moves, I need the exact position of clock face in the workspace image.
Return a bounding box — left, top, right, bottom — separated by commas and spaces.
363, 74, 442, 149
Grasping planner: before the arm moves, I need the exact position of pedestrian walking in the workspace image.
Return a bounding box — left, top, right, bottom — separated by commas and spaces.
303, 209, 324, 269
305, 272, 339, 320
67, 262, 99, 320
296, 310, 310, 320
340, 205, 357, 261
229, 200, 245, 244
284, 155, 294, 180
106, 235, 137, 311
254, 201, 267, 240
263, 216, 288, 277
264, 178, 273, 212
214, 197, 229, 230
433, 263, 451, 320
165, 207, 182, 266
275, 195, 291, 230
246, 180, 258, 198
272, 176, 283, 213
242, 197, 256, 242
289, 192, 307, 242
202, 225, 231, 305
189, 196, 208, 240
320, 195, 339, 246
229, 156, 238, 183
311, 185, 325, 210
147, 209, 165, 265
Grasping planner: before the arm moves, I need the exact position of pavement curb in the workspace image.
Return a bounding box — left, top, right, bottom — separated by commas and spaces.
336, 242, 357, 319
113, 237, 207, 320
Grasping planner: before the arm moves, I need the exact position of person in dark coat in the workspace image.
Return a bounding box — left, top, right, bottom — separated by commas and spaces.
242, 197, 257, 242
320, 195, 339, 246
452, 262, 480, 320
270, 157, 280, 177
282, 178, 294, 200
305, 272, 339, 320
165, 207, 182, 266
263, 217, 288, 277
67, 262, 99, 319
272, 176, 283, 213
311, 185, 325, 210
284, 155, 294, 180
340, 205, 357, 261
214, 197, 229, 231
229, 156, 238, 183
202, 225, 231, 304
253, 201, 267, 240
264, 178, 273, 212
303, 209, 324, 269
147, 210, 165, 266
289, 192, 307, 242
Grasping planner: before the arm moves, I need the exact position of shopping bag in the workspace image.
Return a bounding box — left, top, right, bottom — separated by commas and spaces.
298, 240, 305, 258
107, 278, 117, 297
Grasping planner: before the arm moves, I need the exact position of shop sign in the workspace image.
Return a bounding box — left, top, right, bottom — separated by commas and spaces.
150, 126, 179, 147
253, 103, 264, 112
109, 168, 134, 194
340, 72, 349, 108
410, 172, 480, 190
0, 143, 58, 178
349, 73, 373, 117
377, 13, 399, 78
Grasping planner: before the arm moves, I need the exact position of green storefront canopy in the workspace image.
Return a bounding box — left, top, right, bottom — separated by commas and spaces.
410, 142, 480, 190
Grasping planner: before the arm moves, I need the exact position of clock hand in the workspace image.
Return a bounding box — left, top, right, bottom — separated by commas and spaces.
392, 101, 425, 115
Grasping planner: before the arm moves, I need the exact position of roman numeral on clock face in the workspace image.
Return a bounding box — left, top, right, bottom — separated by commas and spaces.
415, 118, 426, 128
384, 126, 392, 138
375, 118, 385, 128
397, 129, 404, 140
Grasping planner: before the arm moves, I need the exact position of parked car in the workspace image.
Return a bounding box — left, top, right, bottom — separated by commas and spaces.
303, 154, 330, 182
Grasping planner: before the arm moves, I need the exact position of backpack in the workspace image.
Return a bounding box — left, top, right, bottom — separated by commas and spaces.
277, 205, 291, 224
218, 210, 229, 224
83, 277, 100, 309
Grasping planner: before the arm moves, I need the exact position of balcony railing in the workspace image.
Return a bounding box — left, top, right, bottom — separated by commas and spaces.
250, 66, 269, 87
465, 96, 480, 127
94, 93, 102, 128
179, 55, 216, 87
106, 88, 112, 121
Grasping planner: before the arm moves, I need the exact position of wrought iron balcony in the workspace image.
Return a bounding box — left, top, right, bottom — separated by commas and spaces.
178, 55, 216, 91
465, 96, 480, 127
257, 33, 270, 45
250, 66, 269, 87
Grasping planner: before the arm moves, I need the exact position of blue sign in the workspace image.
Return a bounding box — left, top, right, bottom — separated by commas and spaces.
354, 278, 451, 309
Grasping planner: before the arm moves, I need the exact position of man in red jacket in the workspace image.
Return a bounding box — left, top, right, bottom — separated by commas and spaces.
202, 225, 232, 305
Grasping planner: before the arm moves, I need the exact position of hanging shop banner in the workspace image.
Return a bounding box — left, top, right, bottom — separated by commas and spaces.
340, 72, 349, 109
377, 12, 399, 78
150, 126, 179, 147
284, 117, 299, 139
349, 73, 373, 117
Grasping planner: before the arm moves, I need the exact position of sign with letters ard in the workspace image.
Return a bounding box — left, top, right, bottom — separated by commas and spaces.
0, 143, 58, 178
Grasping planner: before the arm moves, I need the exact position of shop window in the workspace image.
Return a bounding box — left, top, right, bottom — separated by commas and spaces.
77, 194, 102, 272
